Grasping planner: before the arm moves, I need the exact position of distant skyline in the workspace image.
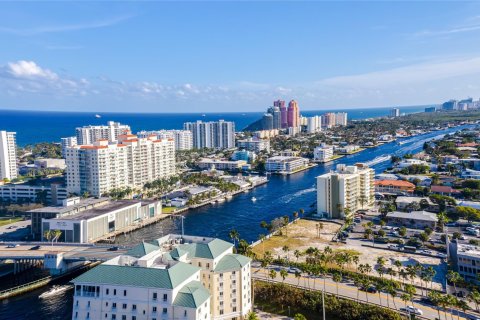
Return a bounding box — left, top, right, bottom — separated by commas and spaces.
1, 1, 480, 112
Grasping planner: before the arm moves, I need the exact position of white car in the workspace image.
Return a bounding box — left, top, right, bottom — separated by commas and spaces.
400, 306, 423, 315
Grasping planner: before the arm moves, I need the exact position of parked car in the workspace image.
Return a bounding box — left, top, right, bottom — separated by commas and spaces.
108, 246, 119, 251
453, 291, 466, 298
400, 306, 423, 316
7, 243, 19, 248
29, 245, 41, 250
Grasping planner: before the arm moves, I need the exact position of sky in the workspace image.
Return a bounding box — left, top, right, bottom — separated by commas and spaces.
1, 1, 480, 113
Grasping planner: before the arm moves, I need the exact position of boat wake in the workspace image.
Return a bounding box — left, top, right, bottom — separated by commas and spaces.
280, 187, 316, 203
364, 155, 391, 166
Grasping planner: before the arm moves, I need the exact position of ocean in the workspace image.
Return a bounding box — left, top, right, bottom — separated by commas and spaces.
0, 105, 427, 146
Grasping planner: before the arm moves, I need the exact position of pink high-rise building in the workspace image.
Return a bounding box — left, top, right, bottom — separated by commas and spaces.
287, 100, 300, 128
274, 100, 287, 128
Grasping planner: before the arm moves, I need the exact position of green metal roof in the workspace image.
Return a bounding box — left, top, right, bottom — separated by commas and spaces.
172, 239, 233, 260
173, 281, 210, 309
126, 241, 160, 258
72, 262, 200, 289
214, 254, 251, 272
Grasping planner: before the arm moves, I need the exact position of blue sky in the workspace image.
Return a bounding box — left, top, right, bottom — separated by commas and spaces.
1, 1, 480, 112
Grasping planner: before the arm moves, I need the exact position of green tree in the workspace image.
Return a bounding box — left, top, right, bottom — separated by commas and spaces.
246, 312, 259, 320
229, 229, 240, 247
293, 314, 307, 320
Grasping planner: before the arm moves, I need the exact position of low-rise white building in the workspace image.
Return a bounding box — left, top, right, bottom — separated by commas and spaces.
41, 199, 162, 243
71, 234, 252, 320
313, 144, 334, 162
265, 156, 308, 174
396, 159, 429, 169
197, 159, 247, 171
0, 183, 68, 205
236, 138, 270, 153
456, 243, 480, 281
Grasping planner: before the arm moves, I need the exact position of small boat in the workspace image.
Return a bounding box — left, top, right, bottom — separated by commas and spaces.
216, 198, 225, 203
95, 114, 101, 118
243, 189, 249, 193
225, 195, 233, 199
39, 285, 72, 298
202, 114, 206, 117
251, 197, 257, 202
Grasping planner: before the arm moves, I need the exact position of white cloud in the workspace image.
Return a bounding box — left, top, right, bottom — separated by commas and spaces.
0, 15, 134, 36
319, 56, 480, 89
6, 60, 58, 80
1, 57, 479, 112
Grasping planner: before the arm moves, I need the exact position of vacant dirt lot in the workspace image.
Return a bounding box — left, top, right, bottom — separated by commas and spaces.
252, 219, 445, 290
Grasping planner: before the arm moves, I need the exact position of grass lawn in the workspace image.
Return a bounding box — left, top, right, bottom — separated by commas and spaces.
162, 207, 177, 214
0, 217, 23, 227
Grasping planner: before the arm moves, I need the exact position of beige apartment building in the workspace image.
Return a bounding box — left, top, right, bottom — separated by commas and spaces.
316, 163, 374, 219
66, 134, 175, 197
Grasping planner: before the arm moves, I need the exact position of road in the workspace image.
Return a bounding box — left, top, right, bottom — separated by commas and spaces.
252, 267, 477, 320
0, 243, 128, 261
0, 220, 31, 241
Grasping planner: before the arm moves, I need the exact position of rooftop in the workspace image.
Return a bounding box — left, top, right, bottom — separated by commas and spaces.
28, 197, 109, 214
395, 196, 433, 204
52, 200, 140, 220
173, 281, 211, 308
457, 243, 480, 258
431, 185, 461, 194
375, 180, 415, 188
387, 210, 438, 222
72, 263, 200, 289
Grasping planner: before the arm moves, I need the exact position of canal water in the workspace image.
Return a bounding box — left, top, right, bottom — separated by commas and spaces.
0, 125, 472, 319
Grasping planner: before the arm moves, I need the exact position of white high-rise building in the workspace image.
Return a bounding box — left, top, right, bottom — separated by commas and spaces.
66, 134, 175, 197
75, 121, 131, 145
335, 112, 348, 126
390, 108, 400, 117
61, 136, 77, 157
316, 163, 374, 219
183, 120, 235, 150
71, 234, 252, 320
137, 130, 193, 151
237, 138, 270, 153
0, 131, 17, 181
306, 116, 322, 133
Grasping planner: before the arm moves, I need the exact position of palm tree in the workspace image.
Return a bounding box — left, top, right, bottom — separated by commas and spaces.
428, 291, 443, 320
280, 269, 288, 283
333, 272, 342, 296
269, 269, 277, 283
246, 312, 259, 320
468, 289, 480, 312
447, 270, 462, 295
387, 283, 398, 309
400, 293, 411, 309
293, 211, 299, 222
53, 229, 62, 243
229, 229, 240, 248
43, 230, 53, 245
294, 270, 301, 286
294, 249, 302, 263
282, 245, 290, 263
299, 208, 305, 218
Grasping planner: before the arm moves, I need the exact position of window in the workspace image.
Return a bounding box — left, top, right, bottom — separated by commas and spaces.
122, 316, 126, 320
184, 310, 187, 317
198, 262, 202, 267
112, 303, 117, 309
105, 314, 107, 318
88, 301, 91, 307
114, 289, 117, 296
220, 310, 224, 315
106, 288, 109, 295
163, 293, 168, 301
123, 290, 127, 296
132, 305, 137, 311
111, 315, 116, 320
162, 308, 167, 314
106, 302, 109, 307
122, 304, 127, 309
233, 307, 237, 312
153, 307, 157, 313
153, 292, 157, 300
75, 312, 78, 319
76, 301, 79, 307
206, 263, 210, 268
132, 317, 136, 320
